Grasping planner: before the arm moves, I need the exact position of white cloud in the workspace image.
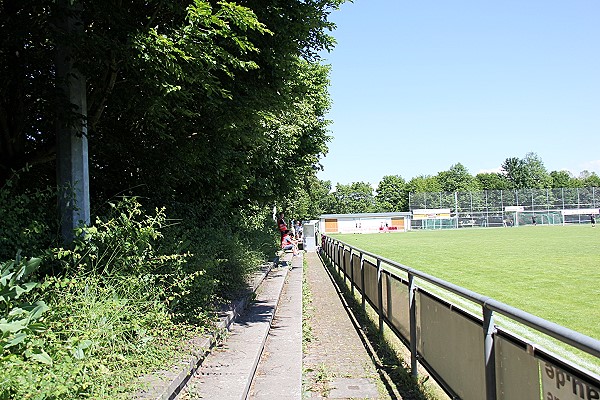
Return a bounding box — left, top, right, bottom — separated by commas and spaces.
477, 166, 503, 175
579, 160, 600, 174
559, 160, 600, 177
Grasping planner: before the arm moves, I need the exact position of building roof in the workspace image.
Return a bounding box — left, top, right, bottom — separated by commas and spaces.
319, 212, 412, 219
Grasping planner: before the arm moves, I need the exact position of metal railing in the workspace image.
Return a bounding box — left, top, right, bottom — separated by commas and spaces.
320, 235, 600, 400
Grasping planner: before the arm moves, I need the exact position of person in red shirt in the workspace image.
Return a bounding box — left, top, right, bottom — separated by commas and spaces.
281, 230, 299, 256
277, 212, 288, 238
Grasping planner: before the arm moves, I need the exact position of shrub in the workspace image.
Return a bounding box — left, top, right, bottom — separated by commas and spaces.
0, 194, 279, 398
0, 174, 58, 262
1, 198, 201, 398
0, 252, 50, 364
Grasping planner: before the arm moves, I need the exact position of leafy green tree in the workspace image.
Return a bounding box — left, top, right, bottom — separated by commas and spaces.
579, 171, 600, 188
284, 177, 334, 220
314, 180, 339, 216
1, 1, 271, 186
501, 152, 551, 189
475, 172, 510, 190
406, 175, 442, 194
83, 1, 339, 224
331, 182, 375, 214
1, 0, 343, 233
436, 163, 479, 193
375, 175, 407, 212
550, 170, 581, 188
523, 152, 552, 188
501, 157, 527, 189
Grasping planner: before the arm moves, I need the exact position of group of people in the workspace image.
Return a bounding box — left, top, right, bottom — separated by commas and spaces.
277, 212, 303, 256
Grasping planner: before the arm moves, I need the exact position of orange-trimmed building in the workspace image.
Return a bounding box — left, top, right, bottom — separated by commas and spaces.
319, 212, 412, 234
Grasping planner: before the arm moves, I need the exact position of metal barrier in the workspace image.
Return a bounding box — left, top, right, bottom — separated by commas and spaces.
321, 235, 600, 400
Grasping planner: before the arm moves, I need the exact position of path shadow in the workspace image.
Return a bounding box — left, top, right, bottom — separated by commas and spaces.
317, 250, 434, 400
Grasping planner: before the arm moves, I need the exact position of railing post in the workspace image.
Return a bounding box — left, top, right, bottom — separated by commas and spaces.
341, 244, 345, 276
350, 247, 355, 296
409, 273, 418, 377
360, 252, 365, 311
386, 269, 392, 330
331, 241, 335, 266
341, 244, 346, 284
377, 259, 384, 332
483, 305, 497, 400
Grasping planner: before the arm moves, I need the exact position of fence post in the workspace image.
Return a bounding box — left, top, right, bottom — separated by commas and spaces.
340, 244, 346, 284
360, 252, 365, 311
332, 240, 335, 264
350, 248, 355, 296
341, 245, 345, 277
483, 305, 497, 400
335, 242, 340, 272
409, 273, 418, 377
377, 259, 384, 332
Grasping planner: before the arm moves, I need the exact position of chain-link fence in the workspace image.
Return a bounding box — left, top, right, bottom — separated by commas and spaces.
409, 187, 600, 229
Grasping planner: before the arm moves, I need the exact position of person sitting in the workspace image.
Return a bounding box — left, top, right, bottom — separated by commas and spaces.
281, 230, 299, 256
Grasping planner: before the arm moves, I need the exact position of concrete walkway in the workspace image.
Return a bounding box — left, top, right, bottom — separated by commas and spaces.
303, 251, 392, 399
248, 253, 303, 399
176, 255, 298, 400
173, 250, 399, 399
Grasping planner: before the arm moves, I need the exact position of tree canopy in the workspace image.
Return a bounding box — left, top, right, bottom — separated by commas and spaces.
436, 163, 478, 193
501, 152, 551, 189
375, 175, 407, 212
1, 0, 345, 228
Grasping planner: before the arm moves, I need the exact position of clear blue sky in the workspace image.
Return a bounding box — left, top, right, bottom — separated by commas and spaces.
317, 0, 600, 187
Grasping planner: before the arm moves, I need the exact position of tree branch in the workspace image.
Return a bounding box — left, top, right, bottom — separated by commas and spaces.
88, 52, 119, 132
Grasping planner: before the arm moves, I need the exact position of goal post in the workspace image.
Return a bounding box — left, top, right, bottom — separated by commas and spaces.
412, 208, 455, 230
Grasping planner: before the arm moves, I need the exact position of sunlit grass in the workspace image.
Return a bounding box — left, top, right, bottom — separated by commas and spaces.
332, 225, 600, 340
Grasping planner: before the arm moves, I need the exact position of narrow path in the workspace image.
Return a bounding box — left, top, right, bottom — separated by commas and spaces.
248, 256, 303, 399
173, 250, 403, 399
303, 252, 395, 399
176, 264, 290, 400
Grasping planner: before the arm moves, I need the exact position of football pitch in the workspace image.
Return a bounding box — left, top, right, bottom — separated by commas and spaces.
331, 225, 600, 342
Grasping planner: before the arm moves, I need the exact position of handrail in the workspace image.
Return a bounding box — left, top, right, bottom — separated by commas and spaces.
321, 234, 600, 400
326, 236, 600, 358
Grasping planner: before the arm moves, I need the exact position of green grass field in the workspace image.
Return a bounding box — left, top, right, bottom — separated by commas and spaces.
331, 225, 600, 342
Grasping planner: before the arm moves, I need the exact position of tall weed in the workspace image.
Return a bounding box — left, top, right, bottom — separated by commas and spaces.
0, 193, 279, 398
0, 173, 58, 262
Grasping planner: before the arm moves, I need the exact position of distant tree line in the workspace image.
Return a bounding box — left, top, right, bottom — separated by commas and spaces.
300, 152, 600, 216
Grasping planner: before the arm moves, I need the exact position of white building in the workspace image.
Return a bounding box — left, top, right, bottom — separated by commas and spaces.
319, 212, 412, 234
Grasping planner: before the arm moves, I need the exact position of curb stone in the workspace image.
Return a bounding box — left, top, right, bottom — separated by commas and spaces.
135, 258, 278, 400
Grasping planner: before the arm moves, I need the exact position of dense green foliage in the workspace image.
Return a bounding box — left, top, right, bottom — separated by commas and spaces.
0, 191, 272, 398
375, 175, 408, 212
1, 0, 344, 396
0, 0, 340, 215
